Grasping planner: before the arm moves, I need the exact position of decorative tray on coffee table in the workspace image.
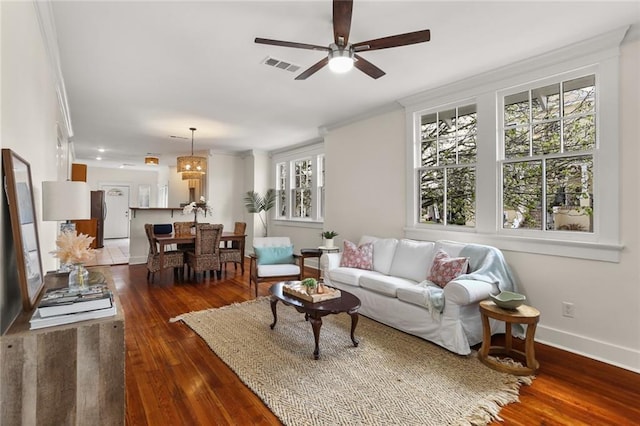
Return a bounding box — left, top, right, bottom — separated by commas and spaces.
282, 282, 341, 303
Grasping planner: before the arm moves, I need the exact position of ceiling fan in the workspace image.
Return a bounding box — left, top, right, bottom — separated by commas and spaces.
255, 0, 430, 80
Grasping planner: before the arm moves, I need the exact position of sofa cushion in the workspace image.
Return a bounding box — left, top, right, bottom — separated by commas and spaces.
434, 240, 467, 258
388, 239, 435, 283
340, 240, 373, 270
397, 281, 444, 310
359, 275, 416, 297
328, 267, 381, 287
254, 245, 294, 265
428, 249, 469, 287
257, 263, 300, 277
360, 236, 399, 275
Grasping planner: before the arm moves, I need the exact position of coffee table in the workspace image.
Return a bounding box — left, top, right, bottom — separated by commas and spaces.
269, 281, 361, 359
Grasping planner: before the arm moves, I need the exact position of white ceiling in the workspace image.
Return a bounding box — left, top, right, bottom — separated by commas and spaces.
51, 1, 640, 170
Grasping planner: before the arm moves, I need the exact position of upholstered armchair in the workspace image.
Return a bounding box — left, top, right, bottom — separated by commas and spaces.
186, 223, 223, 282
219, 221, 247, 275
249, 237, 301, 297
144, 224, 185, 283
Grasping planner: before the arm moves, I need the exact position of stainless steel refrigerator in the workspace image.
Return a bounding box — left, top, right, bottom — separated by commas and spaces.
91, 190, 106, 248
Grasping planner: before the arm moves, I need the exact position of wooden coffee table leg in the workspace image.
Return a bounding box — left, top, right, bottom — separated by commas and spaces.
269, 297, 278, 329
309, 316, 322, 360
348, 311, 359, 347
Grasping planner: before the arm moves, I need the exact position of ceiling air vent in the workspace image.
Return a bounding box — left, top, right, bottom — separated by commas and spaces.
262, 56, 300, 73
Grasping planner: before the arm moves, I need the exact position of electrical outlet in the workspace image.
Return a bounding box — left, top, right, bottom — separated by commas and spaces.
562, 302, 575, 318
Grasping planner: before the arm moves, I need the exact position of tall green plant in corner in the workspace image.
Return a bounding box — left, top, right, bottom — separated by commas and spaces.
243, 189, 276, 236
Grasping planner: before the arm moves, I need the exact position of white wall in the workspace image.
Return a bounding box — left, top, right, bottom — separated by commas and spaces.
86, 165, 160, 207
1, 1, 63, 275
324, 39, 640, 372
209, 151, 245, 232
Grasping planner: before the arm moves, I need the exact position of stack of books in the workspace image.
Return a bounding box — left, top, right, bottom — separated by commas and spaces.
30, 284, 116, 330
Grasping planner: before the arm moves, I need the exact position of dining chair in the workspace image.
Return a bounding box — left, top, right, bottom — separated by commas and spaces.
173, 221, 196, 252
144, 223, 185, 283
219, 221, 247, 275
186, 223, 223, 282
249, 236, 301, 297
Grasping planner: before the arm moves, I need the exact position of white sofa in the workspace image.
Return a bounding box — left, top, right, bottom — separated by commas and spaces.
321, 236, 520, 355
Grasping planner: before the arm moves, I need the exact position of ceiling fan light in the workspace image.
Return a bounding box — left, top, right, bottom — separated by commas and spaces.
328, 44, 354, 74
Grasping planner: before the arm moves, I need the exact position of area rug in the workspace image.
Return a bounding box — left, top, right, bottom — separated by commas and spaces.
171, 298, 533, 426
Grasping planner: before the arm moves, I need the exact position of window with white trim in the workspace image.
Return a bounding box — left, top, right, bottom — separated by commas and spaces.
404, 29, 623, 261
418, 104, 477, 227
501, 75, 595, 233
273, 143, 325, 222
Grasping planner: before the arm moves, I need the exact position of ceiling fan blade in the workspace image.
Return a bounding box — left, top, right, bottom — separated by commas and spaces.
354, 54, 385, 79
333, 0, 353, 46
295, 57, 329, 80
255, 37, 330, 52
353, 29, 431, 52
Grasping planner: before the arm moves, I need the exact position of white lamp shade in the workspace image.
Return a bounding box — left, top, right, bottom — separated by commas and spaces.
42, 181, 91, 221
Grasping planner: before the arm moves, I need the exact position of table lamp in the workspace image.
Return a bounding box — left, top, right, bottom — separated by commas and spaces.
42, 180, 91, 233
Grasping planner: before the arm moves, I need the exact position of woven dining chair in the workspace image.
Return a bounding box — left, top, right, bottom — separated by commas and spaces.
144, 223, 185, 283
186, 223, 223, 282
173, 221, 196, 252
219, 221, 247, 275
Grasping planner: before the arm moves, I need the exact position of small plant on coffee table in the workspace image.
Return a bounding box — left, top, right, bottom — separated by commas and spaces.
301, 278, 318, 295
321, 231, 338, 239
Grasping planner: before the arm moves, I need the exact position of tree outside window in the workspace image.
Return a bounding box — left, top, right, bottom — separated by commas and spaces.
502, 75, 595, 232
418, 104, 477, 227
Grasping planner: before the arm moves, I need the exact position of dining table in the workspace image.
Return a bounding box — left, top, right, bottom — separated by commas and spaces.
153, 231, 247, 275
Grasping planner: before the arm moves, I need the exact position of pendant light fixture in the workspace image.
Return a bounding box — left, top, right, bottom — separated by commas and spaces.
176, 127, 207, 180
144, 155, 159, 165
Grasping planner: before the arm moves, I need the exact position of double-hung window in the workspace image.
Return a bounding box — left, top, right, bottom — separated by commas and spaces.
418, 104, 477, 227
273, 142, 325, 222
501, 75, 595, 233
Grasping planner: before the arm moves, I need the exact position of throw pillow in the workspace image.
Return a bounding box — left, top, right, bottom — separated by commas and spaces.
254, 245, 294, 265
428, 249, 469, 288
340, 240, 374, 270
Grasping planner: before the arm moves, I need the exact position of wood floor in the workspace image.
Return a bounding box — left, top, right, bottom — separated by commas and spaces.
112, 262, 640, 426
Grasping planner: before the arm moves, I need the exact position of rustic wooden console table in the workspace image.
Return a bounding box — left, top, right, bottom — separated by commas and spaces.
0, 266, 125, 425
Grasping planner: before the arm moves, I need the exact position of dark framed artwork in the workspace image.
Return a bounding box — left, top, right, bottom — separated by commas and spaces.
2, 149, 44, 309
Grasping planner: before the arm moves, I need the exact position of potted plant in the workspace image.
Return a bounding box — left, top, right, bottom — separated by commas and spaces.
301, 278, 318, 295
321, 230, 338, 248
243, 189, 276, 236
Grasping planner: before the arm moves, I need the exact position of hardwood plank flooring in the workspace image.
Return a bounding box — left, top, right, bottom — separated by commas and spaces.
111, 263, 640, 425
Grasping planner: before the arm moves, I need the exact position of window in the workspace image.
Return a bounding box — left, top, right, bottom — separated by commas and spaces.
418, 104, 477, 227
501, 76, 595, 233
403, 28, 624, 261
273, 143, 325, 222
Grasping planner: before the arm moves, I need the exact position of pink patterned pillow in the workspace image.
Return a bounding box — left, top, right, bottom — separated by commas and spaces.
340, 240, 374, 270
428, 249, 469, 288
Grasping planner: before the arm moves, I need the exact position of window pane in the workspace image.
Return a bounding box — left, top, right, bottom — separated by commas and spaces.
278, 189, 287, 216
505, 91, 529, 126
439, 109, 457, 138
503, 161, 542, 229
563, 75, 595, 116
532, 83, 560, 121
447, 167, 475, 227
421, 113, 438, 140
504, 126, 530, 158
546, 156, 593, 232
564, 115, 595, 152
421, 138, 437, 167
532, 121, 561, 155
419, 169, 444, 224
457, 106, 477, 165
439, 137, 456, 165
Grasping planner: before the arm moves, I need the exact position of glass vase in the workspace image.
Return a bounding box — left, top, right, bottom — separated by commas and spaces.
68, 264, 89, 290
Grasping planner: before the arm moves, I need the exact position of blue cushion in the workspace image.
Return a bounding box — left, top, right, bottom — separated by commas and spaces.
255, 245, 294, 265
153, 224, 172, 235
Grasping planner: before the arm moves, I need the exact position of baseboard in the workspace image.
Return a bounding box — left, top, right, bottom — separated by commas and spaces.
537, 325, 640, 374
128, 256, 146, 265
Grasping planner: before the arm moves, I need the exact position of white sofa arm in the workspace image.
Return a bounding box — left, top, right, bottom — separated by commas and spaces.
320, 252, 342, 274
444, 279, 498, 305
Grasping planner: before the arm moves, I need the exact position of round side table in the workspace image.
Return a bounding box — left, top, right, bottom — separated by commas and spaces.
478, 300, 540, 376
